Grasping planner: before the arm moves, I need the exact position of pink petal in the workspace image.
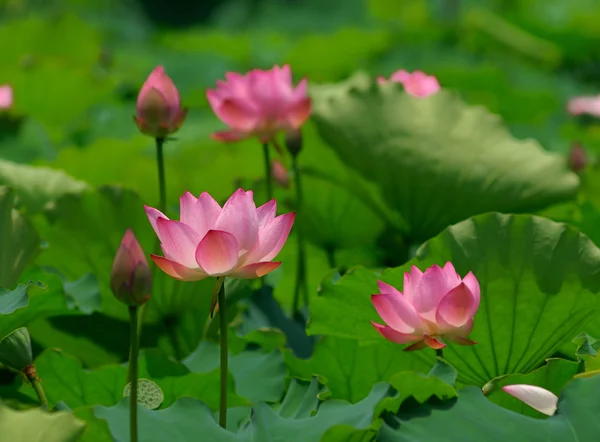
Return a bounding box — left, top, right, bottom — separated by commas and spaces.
256, 200, 277, 228
285, 96, 312, 129
193, 192, 222, 239
502, 385, 558, 416
194, 230, 239, 276
462, 272, 480, 314
403, 340, 428, 352
156, 218, 201, 268
179, 191, 198, 226
144, 205, 169, 236
390, 69, 411, 83
214, 189, 259, 254
413, 265, 455, 321
377, 280, 403, 297
229, 261, 281, 279
212, 130, 249, 142
216, 98, 259, 131
0, 85, 13, 109
371, 292, 424, 334
442, 262, 462, 288
423, 335, 446, 350
151, 255, 207, 281
243, 213, 295, 264
403, 266, 423, 304
122, 229, 147, 265
435, 282, 477, 329
372, 322, 421, 344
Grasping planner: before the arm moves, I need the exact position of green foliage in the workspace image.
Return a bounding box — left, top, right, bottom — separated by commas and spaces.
0, 403, 85, 442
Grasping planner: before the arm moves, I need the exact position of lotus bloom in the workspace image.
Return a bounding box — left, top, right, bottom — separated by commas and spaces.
0, 85, 13, 110
502, 384, 558, 416
206, 65, 312, 143
371, 263, 480, 351
134, 66, 187, 138
110, 229, 152, 306
377, 70, 440, 98
567, 95, 600, 117
145, 189, 294, 280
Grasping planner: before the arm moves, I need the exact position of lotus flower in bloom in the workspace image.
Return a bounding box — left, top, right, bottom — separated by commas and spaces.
371, 262, 480, 351
145, 189, 295, 280
502, 384, 558, 416
0, 85, 13, 110
135, 66, 187, 138
567, 95, 600, 117
110, 229, 152, 306
377, 70, 440, 98
206, 65, 312, 143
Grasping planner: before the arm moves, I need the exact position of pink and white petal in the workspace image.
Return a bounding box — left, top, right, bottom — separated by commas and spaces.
423, 335, 446, 350
214, 189, 259, 253
194, 192, 222, 238
256, 200, 277, 228
212, 130, 250, 142
216, 99, 260, 131
290, 78, 308, 101
179, 191, 198, 226
151, 255, 207, 281
372, 293, 424, 334
243, 212, 295, 264
285, 97, 312, 129
156, 218, 201, 268
501, 385, 558, 416
195, 230, 239, 276
403, 266, 423, 304
435, 282, 477, 329
144, 205, 169, 236
377, 280, 403, 297
442, 262, 462, 289
390, 70, 411, 83
462, 272, 480, 314
371, 322, 421, 345
444, 335, 477, 346
230, 261, 281, 279
413, 265, 455, 321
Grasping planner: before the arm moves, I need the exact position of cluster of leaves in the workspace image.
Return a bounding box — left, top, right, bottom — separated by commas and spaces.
1, 0, 600, 440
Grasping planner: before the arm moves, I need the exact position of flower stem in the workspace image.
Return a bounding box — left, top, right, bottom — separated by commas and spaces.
436, 348, 444, 359
291, 155, 308, 316
155, 137, 167, 214
262, 142, 272, 202
217, 277, 228, 428
23, 365, 48, 409
128, 306, 139, 442
325, 246, 337, 269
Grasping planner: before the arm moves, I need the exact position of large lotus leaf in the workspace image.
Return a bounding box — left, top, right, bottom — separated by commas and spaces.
0, 186, 41, 287
0, 403, 85, 442
284, 336, 429, 403
91, 379, 387, 442
379, 374, 600, 442
0, 348, 243, 410
310, 73, 579, 240
308, 213, 600, 385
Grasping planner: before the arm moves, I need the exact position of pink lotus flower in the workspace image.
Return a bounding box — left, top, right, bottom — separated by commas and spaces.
567, 95, 600, 117
134, 66, 187, 138
371, 262, 480, 351
206, 65, 312, 143
110, 229, 152, 306
377, 70, 440, 98
145, 189, 295, 281
502, 384, 558, 416
0, 85, 13, 110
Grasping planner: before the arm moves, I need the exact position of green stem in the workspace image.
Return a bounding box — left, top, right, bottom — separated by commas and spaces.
291, 156, 308, 315
217, 277, 228, 428
436, 348, 444, 359
155, 137, 167, 214
24, 366, 48, 409
325, 246, 336, 269
262, 142, 272, 202
128, 306, 139, 442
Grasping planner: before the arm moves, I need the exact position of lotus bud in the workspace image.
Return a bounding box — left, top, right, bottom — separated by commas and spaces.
568, 142, 587, 173
110, 229, 152, 306
134, 66, 187, 139
0, 327, 33, 371
285, 128, 303, 158
272, 160, 290, 188
0, 85, 13, 110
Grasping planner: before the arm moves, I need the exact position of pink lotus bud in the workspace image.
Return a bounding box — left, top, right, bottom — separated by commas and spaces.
371, 262, 480, 351
134, 66, 188, 139
110, 229, 152, 306
378, 70, 440, 98
567, 95, 600, 117
272, 160, 290, 188
568, 142, 587, 173
206, 65, 312, 143
0, 85, 13, 110
502, 384, 558, 416
144, 189, 295, 281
